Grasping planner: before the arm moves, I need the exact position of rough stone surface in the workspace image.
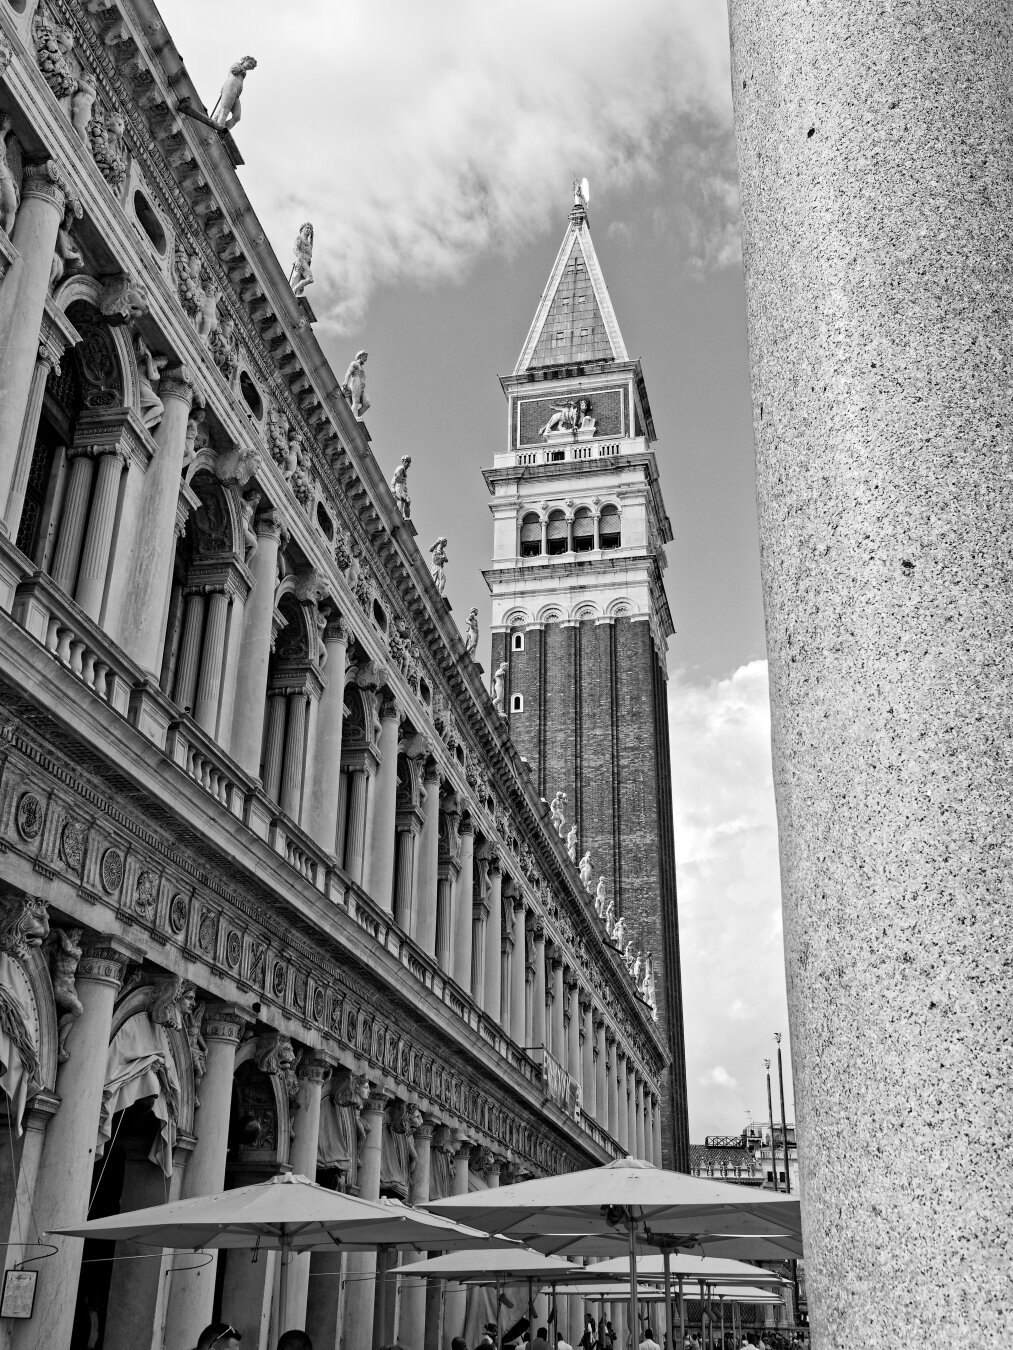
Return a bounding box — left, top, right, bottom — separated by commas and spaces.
728, 2, 1013, 1342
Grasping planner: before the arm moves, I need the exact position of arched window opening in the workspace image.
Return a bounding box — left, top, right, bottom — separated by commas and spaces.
519, 512, 541, 557
511, 631, 524, 651
511, 693, 524, 713
599, 504, 621, 550
572, 507, 594, 553
546, 510, 568, 556
133, 190, 167, 255
260, 592, 314, 820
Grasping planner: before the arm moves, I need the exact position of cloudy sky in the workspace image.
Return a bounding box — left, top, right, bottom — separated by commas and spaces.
158, 0, 794, 1139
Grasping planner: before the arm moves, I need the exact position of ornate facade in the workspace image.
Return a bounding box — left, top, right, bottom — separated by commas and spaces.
0, 5, 668, 1350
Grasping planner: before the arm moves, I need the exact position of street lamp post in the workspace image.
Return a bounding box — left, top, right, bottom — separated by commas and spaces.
774, 1032, 791, 1194
764, 1058, 779, 1193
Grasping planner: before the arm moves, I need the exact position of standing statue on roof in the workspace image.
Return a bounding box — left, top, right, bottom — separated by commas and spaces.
612, 915, 626, 950
603, 898, 614, 933
566, 824, 577, 863
391, 455, 411, 518
491, 661, 507, 715
578, 851, 593, 893
595, 875, 607, 916
289, 222, 314, 298
549, 790, 567, 837
429, 536, 448, 595
211, 56, 257, 132
342, 350, 370, 420
463, 607, 479, 658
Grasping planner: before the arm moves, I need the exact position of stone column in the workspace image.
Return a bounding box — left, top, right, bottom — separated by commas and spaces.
192, 588, 231, 734
481, 856, 502, 1019
114, 368, 194, 674
635, 1078, 645, 1160
581, 999, 595, 1121
413, 766, 441, 954
565, 975, 580, 1083
49, 449, 93, 595
500, 935, 512, 1032
344, 766, 372, 885
162, 1005, 250, 1350
73, 448, 125, 619
727, 9, 1013, 1342
280, 691, 309, 819
626, 1068, 637, 1158
0, 162, 71, 533
369, 696, 401, 911
616, 1051, 629, 1151
531, 926, 546, 1059
230, 510, 282, 771
549, 956, 564, 1060
307, 616, 349, 851
396, 1118, 434, 1350
651, 1095, 662, 1167
442, 1136, 472, 1343
4, 338, 62, 540
435, 872, 453, 971
607, 1036, 619, 1140
509, 899, 526, 1045
280, 1055, 333, 1333
172, 589, 205, 714
262, 691, 287, 800
595, 1019, 608, 1126
10, 937, 139, 1350
392, 825, 418, 931
451, 819, 474, 987
343, 1091, 388, 1350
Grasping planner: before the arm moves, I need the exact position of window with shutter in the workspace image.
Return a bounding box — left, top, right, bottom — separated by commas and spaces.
599, 505, 621, 548
572, 508, 594, 553
546, 511, 568, 555
519, 513, 542, 557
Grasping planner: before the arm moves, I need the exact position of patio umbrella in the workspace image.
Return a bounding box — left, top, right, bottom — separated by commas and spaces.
427, 1157, 802, 1348
54, 1172, 514, 1253
570, 1254, 788, 1285
55, 1172, 516, 1348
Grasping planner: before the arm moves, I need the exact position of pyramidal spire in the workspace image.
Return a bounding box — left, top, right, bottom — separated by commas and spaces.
514, 180, 629, 375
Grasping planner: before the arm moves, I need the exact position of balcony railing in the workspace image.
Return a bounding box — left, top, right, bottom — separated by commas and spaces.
496, 437, 644, 469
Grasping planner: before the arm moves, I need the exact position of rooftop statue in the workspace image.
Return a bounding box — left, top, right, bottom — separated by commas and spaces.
463, 606, 479, 657
549, 790, 567, 837
289, 222, 314, 298
595, 875, 607, 916
612, 915, 627, 950
429, 536, 448, 595
211, 56, 257, 133
391, 455, 411, 518
578, 851, 593, 892
566, 823, 577, 863
342, 350, 370, 420
491, 661, 507, 715
603, 898, 614, 932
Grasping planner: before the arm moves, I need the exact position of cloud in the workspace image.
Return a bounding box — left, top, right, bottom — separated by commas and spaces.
700, 1066, 738, 1090
669, 660, 795, 1139
158, 0, 737, 329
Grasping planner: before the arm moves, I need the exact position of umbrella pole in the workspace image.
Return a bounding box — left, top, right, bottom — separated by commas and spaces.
497, 1275, 502, 1350
376, 1243, 390, 1348
719, 1295, 724, 1350
663, 1252, 672, 1350
677, 1277, 685, 1348
627, 1219, 638, 1350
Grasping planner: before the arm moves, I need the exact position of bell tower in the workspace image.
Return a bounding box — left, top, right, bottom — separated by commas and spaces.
484, 184, 690, 1169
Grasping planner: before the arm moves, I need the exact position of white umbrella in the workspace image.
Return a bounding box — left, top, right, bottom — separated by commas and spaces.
427, 1158, 802, 1348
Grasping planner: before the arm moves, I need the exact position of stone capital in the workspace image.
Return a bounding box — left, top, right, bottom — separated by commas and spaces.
21, 159, 78, 216
379, 690, 401, 721
363, 1089, 392, 1116
78, 935, 145, 988
255, 507, 283, 541
159, 366, 195, 406
298, 1051, 337, 1085
203, 1003, 254, 1044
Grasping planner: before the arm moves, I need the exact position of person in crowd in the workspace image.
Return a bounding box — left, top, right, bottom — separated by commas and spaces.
195, 1325, 242, 1350
278, 1334, 313, 1350
556, 1328, 573, 1350
639, 1326, 661, 1350
531, 1326, 551, 1350
451, 1338, 468, 1350
578, 1317, 597, 1350
602, 1321, 616, 1350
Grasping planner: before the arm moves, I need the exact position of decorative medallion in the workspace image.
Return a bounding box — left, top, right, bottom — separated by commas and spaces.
400, 1047, 410, 1079
249, 944, 266, 987
293, 971, 307, 1012
100, 848, 124, 894
345, 1009, 357, 1042
134, 870, 157, 916
225, 930, 242, 969
168, 892, 188, 935
312, 986, 325, 1022
15, 792, 43, 841
60, 820, 87, 870
272, 961, 286, 997
197, 908, 216, 955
